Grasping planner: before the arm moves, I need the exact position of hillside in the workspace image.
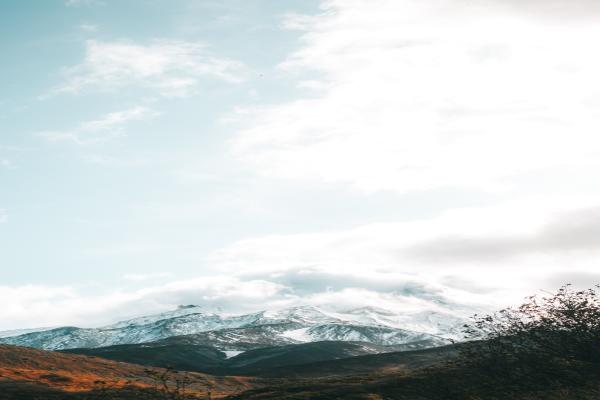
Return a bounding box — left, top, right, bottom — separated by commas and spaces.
4, 340, 599, 400
0, 344, 256, 399
65, 340, 426, 377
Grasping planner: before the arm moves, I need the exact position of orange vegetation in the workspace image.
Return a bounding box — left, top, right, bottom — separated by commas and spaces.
0, 344, 256, 398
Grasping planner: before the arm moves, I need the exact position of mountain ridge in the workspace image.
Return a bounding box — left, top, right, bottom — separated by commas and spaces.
0, 305, 464, 351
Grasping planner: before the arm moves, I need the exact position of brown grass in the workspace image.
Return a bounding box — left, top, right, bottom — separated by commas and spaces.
0, 344, 256, 398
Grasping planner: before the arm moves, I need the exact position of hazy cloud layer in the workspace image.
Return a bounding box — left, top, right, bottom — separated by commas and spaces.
472, 0, 600, 18
406, 206, 600, 262
209, 198, 600, 307
0, 277, 287, 330
2, 200, 598, 329
0, 275, 475, 330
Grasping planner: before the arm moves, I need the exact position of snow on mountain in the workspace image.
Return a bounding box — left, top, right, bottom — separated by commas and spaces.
108, 305, 214, 329
0, 327, 53, 339
302, 324, 436, 346
158, 323, 301, 351
259, 306, 341, 325
280, 327, 312, 342
0, 305, 465, 351
223, 350, 244, 359
337, 307, 467, 338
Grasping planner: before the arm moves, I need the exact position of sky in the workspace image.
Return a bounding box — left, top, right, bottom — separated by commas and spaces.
2, 0, 600, 330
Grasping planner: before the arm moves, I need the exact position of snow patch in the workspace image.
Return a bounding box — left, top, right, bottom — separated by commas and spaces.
280, 327, 311, 342
223, 350, 244, 359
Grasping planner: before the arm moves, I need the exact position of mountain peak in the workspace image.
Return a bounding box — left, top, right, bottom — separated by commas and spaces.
345, 306, 396, 315
177, 304, 199, 310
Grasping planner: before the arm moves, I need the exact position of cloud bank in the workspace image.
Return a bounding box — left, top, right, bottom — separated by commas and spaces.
6, 198, 600, 330
232, 0, 600, 193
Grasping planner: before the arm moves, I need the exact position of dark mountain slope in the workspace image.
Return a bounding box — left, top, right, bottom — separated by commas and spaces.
65, 339, 456, 378
227, 343, 458, 378
209, 341, 396, 376
64, 340, 399, 376
63, 342, 227, 371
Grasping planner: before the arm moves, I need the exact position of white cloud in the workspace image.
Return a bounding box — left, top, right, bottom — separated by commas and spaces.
9, 196, 598, 329
38, 106, 159, 144
0, 209, 6, 223
0, 277, 287, 330
211, 196, 600, 307
79, 23, 99, 33
476, 0, 600, 19
82, 106, 158, 131
215, 1, 600, 308
56, 40, 245, 97
0, 272, 483, 330
405, 206, 600, 263
232, 0, 600, 194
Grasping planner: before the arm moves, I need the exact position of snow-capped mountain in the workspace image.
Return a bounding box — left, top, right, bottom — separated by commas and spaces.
0, 327, 53, 339
338, 307, 467, 337
0, 305, 465, 351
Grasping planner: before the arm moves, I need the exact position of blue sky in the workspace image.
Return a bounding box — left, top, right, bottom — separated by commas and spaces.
2, 0, 600, 330
1, 0, 322, 285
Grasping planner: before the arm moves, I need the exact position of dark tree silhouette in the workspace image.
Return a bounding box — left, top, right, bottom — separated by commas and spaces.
455, 284, 600, 393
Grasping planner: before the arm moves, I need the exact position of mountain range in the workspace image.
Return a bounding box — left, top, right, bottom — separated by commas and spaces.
0, 305, 465, 352
1, 303, 587, 399
0, 305, 468, 398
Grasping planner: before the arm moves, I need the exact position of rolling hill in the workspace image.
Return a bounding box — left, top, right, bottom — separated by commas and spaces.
0, 344, 256, 399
